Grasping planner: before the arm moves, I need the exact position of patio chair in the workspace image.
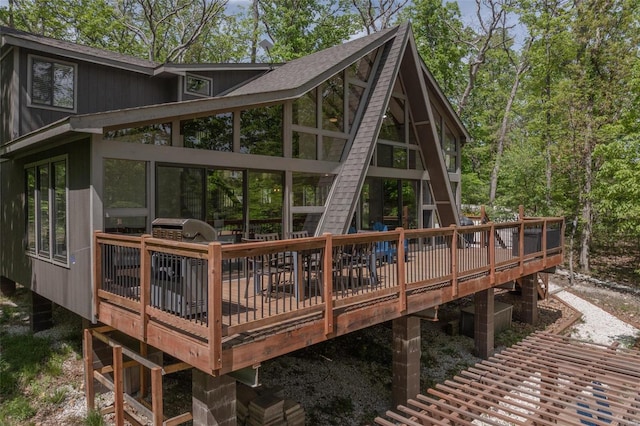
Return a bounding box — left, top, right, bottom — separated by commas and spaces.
248, 233, 297, 299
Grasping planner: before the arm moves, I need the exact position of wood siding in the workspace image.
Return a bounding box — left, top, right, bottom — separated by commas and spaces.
181, 69, 267, 100
0, 46, 14, 143
17, 48, 175, 137
0, 138, 93, 318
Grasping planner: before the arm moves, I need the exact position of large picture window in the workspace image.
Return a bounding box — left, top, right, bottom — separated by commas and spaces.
29, 56, 76, 110
25, 157, 68, 264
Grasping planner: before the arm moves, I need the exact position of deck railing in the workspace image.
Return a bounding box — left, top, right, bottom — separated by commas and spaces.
94, 217, 564, 374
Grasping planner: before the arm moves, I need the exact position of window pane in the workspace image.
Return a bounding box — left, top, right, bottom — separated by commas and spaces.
432, 105, 442, 141
422, 180, 433, 205
402, 180, 418, 229
25, 167, 36, 253
37, 164, 50, 255
377, 144, 393, 168
104, 159, 146, 209
31, 59, 52, 105
293, 213, 321, 235
409, 149, 423, 170
322, 74, 344, 132
393, 146, 407, 169
348, 84, 364, 127
380, 97, 405, 142
53, 160, 67, 260
53, 63, 74, 109
443, 124, 457, 172
293, 132, 317, 159
348, 51, 376, 82
248, 171, 283, 236
207, 169, 244, 241
322, 136, 346, 161
104, 216, 147, 234
292, 90, 316, 128
182, 113, 232, 151
292, 173, 333, 206
240, 105, 283, 156
156, 166, 204, 219
104, 124, 172, 145
186, 75, 211, 96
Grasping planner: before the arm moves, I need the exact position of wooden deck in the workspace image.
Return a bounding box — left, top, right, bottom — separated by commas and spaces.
93, 218, 564, 376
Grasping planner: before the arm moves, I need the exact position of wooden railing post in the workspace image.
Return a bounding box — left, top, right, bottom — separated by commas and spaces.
151, 367, 163, 426
542, 219, 548, 268
519, 219, 525, 275
480, 205, 487, 247
451, 225, 458, 297
489, 222, 495, 285
323, 233, 333, 336
397, 227, 406, 313
113, 345, 124, 426
140, 234, 151, 341
93, 231, 102, 321
208, 242, 222, 373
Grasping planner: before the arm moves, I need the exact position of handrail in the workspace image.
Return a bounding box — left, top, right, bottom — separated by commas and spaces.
94, 216, 565, 374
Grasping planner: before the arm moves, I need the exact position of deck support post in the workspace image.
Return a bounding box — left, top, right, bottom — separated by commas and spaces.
31, 291, 53, 332
192, 370, 237, 426
0, 276, 16, 296
521, 273, 538, 324
474, 288, 494, 359
392, 316, 421, 408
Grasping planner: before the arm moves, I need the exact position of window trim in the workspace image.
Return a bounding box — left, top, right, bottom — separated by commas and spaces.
27, 55, 77, 113
25, 155, 69, 267
184, 74, 213, 97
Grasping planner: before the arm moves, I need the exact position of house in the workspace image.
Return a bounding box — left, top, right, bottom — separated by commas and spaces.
0, 23, 464, 320
0, 23, 563, 425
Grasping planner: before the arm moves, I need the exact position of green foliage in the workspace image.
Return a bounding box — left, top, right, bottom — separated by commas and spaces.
495, 141, 547, 214
0, 395, 37, 423
593, 136, 640, 239
257, 0, 358, 61
84, 410, 106, 426
44, 387, 68, 405
399, 0, 467, 104
0, 334, 54, 423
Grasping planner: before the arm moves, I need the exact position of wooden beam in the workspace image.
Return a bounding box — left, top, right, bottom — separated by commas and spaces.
83, 328, 95, 412
151, 367, 163, 426
113, 345, 124, 426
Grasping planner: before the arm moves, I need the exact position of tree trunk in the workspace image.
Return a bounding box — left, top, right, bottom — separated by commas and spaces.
488, 55, 528, 204
579, 109, 594, 273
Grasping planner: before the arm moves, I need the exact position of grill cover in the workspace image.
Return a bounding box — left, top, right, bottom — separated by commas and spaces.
151, 218, 218, 242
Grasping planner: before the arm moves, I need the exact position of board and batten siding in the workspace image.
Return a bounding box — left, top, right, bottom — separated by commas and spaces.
17, 48, 176, 138
0, 138, 93, 319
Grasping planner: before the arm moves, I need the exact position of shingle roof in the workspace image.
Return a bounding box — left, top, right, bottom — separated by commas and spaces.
319, 25, 409, 235
0, 26, 158, 71
227, 26, 398, 97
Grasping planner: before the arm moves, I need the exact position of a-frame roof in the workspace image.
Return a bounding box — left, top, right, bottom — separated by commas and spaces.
318, 23, 460, 233
1, 23, 467, 227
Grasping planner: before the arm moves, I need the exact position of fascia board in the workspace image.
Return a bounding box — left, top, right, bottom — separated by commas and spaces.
2, 34, 155, 76
0, 121, 73, 157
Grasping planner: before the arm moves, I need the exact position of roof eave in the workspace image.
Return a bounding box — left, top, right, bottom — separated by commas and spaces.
2, 34, 155, 76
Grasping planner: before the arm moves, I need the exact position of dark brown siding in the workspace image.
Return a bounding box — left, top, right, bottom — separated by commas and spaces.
0, 138, 93, 319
